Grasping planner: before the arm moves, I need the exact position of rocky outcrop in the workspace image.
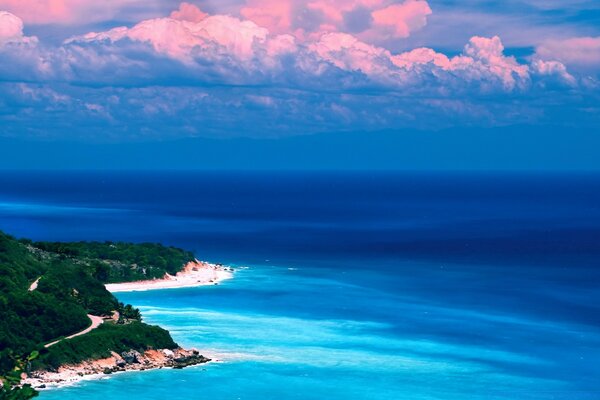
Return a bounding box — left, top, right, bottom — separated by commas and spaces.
120, 350, 141, 364
23, 348, 211, 389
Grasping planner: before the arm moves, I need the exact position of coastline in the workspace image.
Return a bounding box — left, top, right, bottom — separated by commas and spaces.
23, 348, 212, 390
24, 260, 235, 391
105, 260, 234, 292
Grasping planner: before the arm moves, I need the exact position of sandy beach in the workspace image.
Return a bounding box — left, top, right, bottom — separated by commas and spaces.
105, 260, 234, 292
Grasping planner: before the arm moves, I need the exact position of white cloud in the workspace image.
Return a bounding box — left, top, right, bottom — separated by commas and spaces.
536, 37, 600, 73
0, 11, 36, 45
0, 5, 594, 139
0, 7, 574, 95
531, 59, 576, 86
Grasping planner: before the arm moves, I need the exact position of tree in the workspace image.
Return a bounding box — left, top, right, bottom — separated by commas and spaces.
0, 352, 40, 400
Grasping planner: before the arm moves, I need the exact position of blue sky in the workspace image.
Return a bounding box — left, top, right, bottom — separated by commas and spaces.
0, 1, 599, 169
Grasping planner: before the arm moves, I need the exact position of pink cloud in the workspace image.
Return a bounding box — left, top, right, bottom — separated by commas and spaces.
371, 0, 431, 39
536, 37, 600, 72
240, 0, 432, 43
15, 5, 569, 93
170, 2, 208, 23
531, 59, 576, 86
391, 36, 534, 90
463, 36, 529, 89
241, 0, 293, 35
0, 3, 593, 139
305, 32, 544, 91
0, 10, 24, 42
0, 0, 165, 25
68, 13, 297, 69
0, 11, 36, 45
391, 47, 451, 69
307, 32, 394, 77
305, 0, 379, 23
0, 0, 431, 43
0, 0, 91, 24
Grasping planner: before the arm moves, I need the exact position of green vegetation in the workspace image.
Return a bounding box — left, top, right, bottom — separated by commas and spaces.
35, 322, 177, 371
30, 240, 194, 283
0, 351, 39, 400
0, 231, 192, 400
0, 232, 90, 358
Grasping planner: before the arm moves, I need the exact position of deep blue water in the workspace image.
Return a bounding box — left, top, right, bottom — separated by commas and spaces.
1, 171, 599, 399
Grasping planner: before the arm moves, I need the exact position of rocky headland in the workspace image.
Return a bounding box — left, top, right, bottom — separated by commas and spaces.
23, 348, 211, 389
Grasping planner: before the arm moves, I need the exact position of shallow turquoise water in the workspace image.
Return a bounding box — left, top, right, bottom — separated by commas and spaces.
39, 264, 593, 400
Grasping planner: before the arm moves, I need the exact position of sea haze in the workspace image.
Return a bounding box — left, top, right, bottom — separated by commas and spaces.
0, 171, 599, 399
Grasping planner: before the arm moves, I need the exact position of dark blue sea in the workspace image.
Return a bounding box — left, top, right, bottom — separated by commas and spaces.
1, 171, 599, 399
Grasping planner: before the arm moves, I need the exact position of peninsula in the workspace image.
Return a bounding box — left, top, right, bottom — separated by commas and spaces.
0, 231, 232, 398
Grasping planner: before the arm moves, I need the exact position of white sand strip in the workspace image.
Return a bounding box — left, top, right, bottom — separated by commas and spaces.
105, 260, 233, 293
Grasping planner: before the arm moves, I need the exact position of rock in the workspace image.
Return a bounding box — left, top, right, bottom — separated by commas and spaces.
171, 352, 211, 369
121, 350, 142, 364
25, 347, 212, 388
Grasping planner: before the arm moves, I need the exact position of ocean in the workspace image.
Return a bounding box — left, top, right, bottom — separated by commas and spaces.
0, 171, 599, 399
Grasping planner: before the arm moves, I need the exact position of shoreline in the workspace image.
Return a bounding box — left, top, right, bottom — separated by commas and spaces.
24, 260, 235, 390
105, 260, 234, 293
23, 348, 213, 390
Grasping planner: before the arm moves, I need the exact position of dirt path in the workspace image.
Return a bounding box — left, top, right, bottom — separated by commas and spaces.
45, 315, 104, 348
28, 277, 41, 291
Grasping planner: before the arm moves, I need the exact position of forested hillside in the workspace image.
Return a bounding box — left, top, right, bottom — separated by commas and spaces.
29, 240, 194, 283
0, 232, 193, 399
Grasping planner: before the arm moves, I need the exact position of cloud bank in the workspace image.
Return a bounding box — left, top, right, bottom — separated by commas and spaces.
240, 0, 432, 42
536, 37, 600, 73
0, 2, 598, 139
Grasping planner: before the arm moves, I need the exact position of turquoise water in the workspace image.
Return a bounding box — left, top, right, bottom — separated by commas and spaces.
2, 172, 599, 399
40, 264, 592, 400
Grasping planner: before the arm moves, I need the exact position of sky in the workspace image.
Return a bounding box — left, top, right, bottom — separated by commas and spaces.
0, 1, 599, 169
